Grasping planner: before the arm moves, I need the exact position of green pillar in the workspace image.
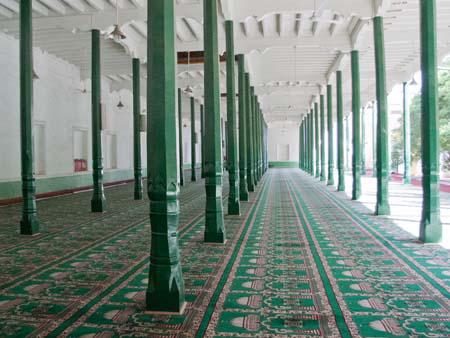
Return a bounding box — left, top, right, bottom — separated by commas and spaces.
372, 101, 377, 177
336, 71, 345, 191
91, 29, 106, 213
419, 0, 441, 242
345, 115, 350, 171
351, 50, 361, 200
19, 0, 39, 235
299, 122, 303, 170
178, 89, 184, 186
310, 112, 313, 175
320, 94, 326, 181
190, 97, 197, 182
225, 21, 240, 215
256, 104, 262, 180
305, 116, 309, 172
237, 55, 249, 201
251, 91, 258, 186
246, 73, 255, 192
201, 104, 205, 178
373, 16, 390, 216
402, 82, 411, 184
361, 107, 366, 175
146, 0, 185, 313
315, 102, 320, 178
327, 84, 335, 186
203, 0, 225, 243
133, 58, 143, 200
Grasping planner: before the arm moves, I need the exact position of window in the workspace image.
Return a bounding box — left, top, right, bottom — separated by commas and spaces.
73, 128, 88, 172
33, 122, 46, 175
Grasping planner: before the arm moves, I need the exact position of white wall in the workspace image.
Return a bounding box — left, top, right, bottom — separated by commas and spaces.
268, 124, 299, 163
0, 33, 141, 183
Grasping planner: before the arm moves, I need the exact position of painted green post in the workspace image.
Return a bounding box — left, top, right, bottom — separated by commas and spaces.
402, 82, 411, 184
310, 112, 313, 175
320, 94, 326, 181
419, 0, 441, 242
372, 101, 377, 177
133, 58, 143, 200
327, 84, 335, 186
345, 115, 350, 171
203, 0, 226, 243
91, 29, 106, 213
306, 115, 309, 172
361, 107, 366, 175
256, 105, 262, 180
200, 104, 205, 179
19, 0, 39, 235
373, 16, 390, 216
237, 55, 249, 201
146, 0, 185, 313
336, 71, 345, 191
251, 91, 258, 186
246, 73, 255, 192
225, 21, 240, 215
299, 122, 303, 169
178, 89, 184, 186
190, 97, 197, 182
351, 50, 361, 200
314, 102, 320, 178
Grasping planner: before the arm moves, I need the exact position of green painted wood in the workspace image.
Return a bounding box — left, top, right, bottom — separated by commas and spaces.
361, 107, 366, 176
225, 21, 240, 215
310, 113, 313, 175
351, 50, 361, 200
245, 74, 255, 192
146, 0, 185, 313
315, 102, 320, 178
178, 88, 185, 186
327, 84, 335, 186
373, 16, 390, 216
256, 104, 262, 181
336, 71, 345, 191
372, 100, 377, 177
269, 161, 299, 168
90, 29, 106, 213
320, 94, 326, 181
299, 122, 303, 170
251, 91, 258, 186
133, 58, 143, 200
402, 82, 411, 184
190, 97, 197, 182
203, 0, 226, 243
419, 1, 442, 242
200, 104, 205, 179
19, 0, 39, 234
237, 55, 249, 201
305, 116, 309, 172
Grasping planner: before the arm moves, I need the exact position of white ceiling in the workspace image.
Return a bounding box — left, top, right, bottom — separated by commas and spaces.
1, 0, 450, 125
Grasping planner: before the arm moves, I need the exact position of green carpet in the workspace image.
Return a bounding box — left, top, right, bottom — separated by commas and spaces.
1, 169, 450, 337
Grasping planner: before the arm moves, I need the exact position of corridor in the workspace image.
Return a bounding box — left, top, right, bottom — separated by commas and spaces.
1, 169, 449, 337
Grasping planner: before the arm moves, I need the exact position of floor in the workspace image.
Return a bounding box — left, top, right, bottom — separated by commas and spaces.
0, 169, 450, 337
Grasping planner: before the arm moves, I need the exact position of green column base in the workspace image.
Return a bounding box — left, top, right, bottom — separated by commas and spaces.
134, 177, 143, 200
327, 177, 335, 186
419, 214, 442, 243
375, 202, 390, 216
337, 184, 345, 192
404, 177, 411, 184
320, 174, 326, 182
20, 216, 39, 235
228, 199, 240, 215
205, 182, 226, 244
91, 197, 106, 213
239, 191, 249, 202
247, 182, 255, 192
146, 265, 185, 313
204, 229, 225, 243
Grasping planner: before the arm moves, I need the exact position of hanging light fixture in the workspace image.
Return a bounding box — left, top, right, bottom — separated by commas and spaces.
117, 93, 124, 108
184, 51, 194, 96
409, 76, 418, 87
109, 0, 126, 42
32, 68, 39, 80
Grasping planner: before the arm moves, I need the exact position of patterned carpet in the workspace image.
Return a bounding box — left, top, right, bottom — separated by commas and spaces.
1, 169, 450, 337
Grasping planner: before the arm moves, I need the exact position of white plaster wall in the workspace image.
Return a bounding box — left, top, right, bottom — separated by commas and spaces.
268, 124, 299, 163
0, 33, 142, 182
